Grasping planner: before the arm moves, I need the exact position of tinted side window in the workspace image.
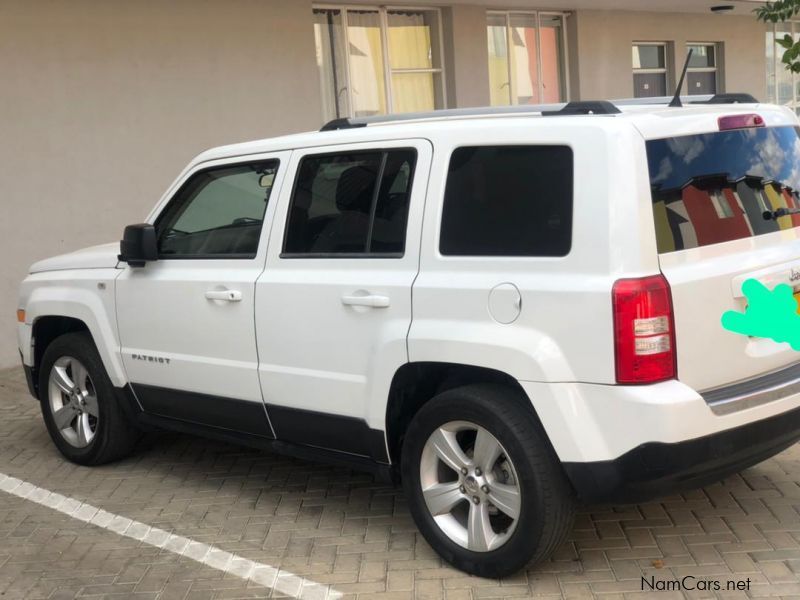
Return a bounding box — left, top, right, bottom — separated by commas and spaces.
284, 149, 416, 255
155, 161, 279, 258
440, 146, 573, 257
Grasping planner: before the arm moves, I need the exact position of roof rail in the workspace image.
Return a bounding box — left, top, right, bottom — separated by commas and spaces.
319, 118, 366, 132
612, 93, 759, 107
541, 101, 621, 116
693, 93, 759, 104
319, 100, 622, 131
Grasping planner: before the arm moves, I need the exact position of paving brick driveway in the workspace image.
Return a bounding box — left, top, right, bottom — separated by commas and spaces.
0, 367, 799, 599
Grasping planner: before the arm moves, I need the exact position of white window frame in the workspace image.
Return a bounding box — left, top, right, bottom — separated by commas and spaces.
487, 10, 571, 105
632, 41, 670, 97
686, 42, 721, 95
314, 4, 447, 118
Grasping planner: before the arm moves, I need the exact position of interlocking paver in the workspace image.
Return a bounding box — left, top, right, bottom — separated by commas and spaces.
0, 366, 799, 598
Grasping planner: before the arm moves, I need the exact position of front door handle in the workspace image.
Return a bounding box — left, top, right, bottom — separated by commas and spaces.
205, 289, 242, 302
341, 294, 390, 308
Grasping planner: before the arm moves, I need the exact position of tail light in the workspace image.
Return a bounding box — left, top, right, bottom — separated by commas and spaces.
612, 275, 676, 384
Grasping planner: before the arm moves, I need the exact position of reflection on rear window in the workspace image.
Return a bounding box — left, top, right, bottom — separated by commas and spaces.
647, 126, 800, 253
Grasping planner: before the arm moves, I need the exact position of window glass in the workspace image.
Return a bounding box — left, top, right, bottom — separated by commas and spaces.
539, 15, 565, 103
487, 12, 565, 106
388, 11, 436, 70
487, 13, 511, 106
284, 149, 416, 255
440, 146, 573, 257
767, 29, 777, 104
687, 44, 715, 68
686, 44, 719, 95
313, 9, 350, 122
347, 10, 387, 118
509, 13, 539, 105
155, 161, 279, 258
391, 73, 436, 114
647, 126, 800, 253
313, 7, 444, 121
632, 44, 665, 69
633, 44, 667, 98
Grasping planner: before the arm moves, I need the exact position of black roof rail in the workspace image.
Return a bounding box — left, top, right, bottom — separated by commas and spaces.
693, 93, 759, 105
541, 101, 621, 116
320, 118, 366, 132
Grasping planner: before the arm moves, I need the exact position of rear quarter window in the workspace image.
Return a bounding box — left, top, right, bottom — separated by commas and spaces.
440, 145, 573, 256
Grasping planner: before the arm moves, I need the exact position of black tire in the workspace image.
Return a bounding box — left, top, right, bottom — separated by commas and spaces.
38, 332, 139, 465
400, 383, 575, 578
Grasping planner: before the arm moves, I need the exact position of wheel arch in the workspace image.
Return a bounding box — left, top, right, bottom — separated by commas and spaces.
385, 362, 547, 467
25, 284, 128, 390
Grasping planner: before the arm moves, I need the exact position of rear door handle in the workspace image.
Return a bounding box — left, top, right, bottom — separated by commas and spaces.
341, 294, 390, 308
205, 289, 242, 302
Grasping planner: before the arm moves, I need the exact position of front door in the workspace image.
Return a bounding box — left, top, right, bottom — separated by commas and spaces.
116, 152, 289, 437
255, 140, 431, 459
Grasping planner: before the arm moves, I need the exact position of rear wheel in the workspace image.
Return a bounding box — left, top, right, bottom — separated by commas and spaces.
39, 332, 139, 465
401, 384, 575, 578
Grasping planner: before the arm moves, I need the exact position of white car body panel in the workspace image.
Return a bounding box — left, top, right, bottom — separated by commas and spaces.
29, 242, 120, 273
18, 269, 126, 386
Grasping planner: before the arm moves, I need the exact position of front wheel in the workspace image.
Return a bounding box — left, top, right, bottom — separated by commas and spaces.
39, 332, 139, 465
401, 384, 575, 578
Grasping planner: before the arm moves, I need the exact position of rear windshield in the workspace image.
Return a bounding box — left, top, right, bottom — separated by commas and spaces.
647, 125, 800, 253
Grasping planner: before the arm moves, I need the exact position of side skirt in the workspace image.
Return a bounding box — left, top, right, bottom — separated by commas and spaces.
115, 385, 394, 483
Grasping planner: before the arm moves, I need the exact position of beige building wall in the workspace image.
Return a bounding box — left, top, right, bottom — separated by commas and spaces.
571, 11, 767, 101
0, 1, 773, 369
0, 0, 322, 368
443, 5, 491, 107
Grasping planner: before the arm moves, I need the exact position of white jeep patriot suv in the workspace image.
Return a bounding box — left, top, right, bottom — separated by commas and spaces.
17, 95, 800, 577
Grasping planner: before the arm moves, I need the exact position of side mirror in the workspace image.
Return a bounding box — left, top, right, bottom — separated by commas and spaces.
119, 224, 158, 267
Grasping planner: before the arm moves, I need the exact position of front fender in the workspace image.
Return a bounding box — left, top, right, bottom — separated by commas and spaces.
20, 269, 126, 387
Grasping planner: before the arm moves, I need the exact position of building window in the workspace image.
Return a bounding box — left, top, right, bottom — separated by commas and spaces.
487, 11, 567, 106
633, 43, 668, 98
767, 22, 799, 112
312, 6, 445, 121
687, 43, 720, 95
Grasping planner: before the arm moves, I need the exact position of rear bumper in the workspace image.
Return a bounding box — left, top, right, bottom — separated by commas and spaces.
563, 404, 800, 502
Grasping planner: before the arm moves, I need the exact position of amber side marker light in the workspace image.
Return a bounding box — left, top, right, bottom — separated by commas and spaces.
16, 309, 25, 323
718, 114, 764, 131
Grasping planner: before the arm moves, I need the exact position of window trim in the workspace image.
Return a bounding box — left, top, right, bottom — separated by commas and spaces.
280, 146, 418, 259
313, 4, 447, 119
438, 144, 575, 259
153, 159, 281, 261
486, 10, 570, 106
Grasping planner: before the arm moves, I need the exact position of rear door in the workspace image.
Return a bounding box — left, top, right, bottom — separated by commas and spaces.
254, 139, 432, 459
646, 121, 800, 391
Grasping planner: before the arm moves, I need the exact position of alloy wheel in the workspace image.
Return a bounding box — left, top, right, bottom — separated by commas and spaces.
47, 356, 99, 448
419, 420, 521, 552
